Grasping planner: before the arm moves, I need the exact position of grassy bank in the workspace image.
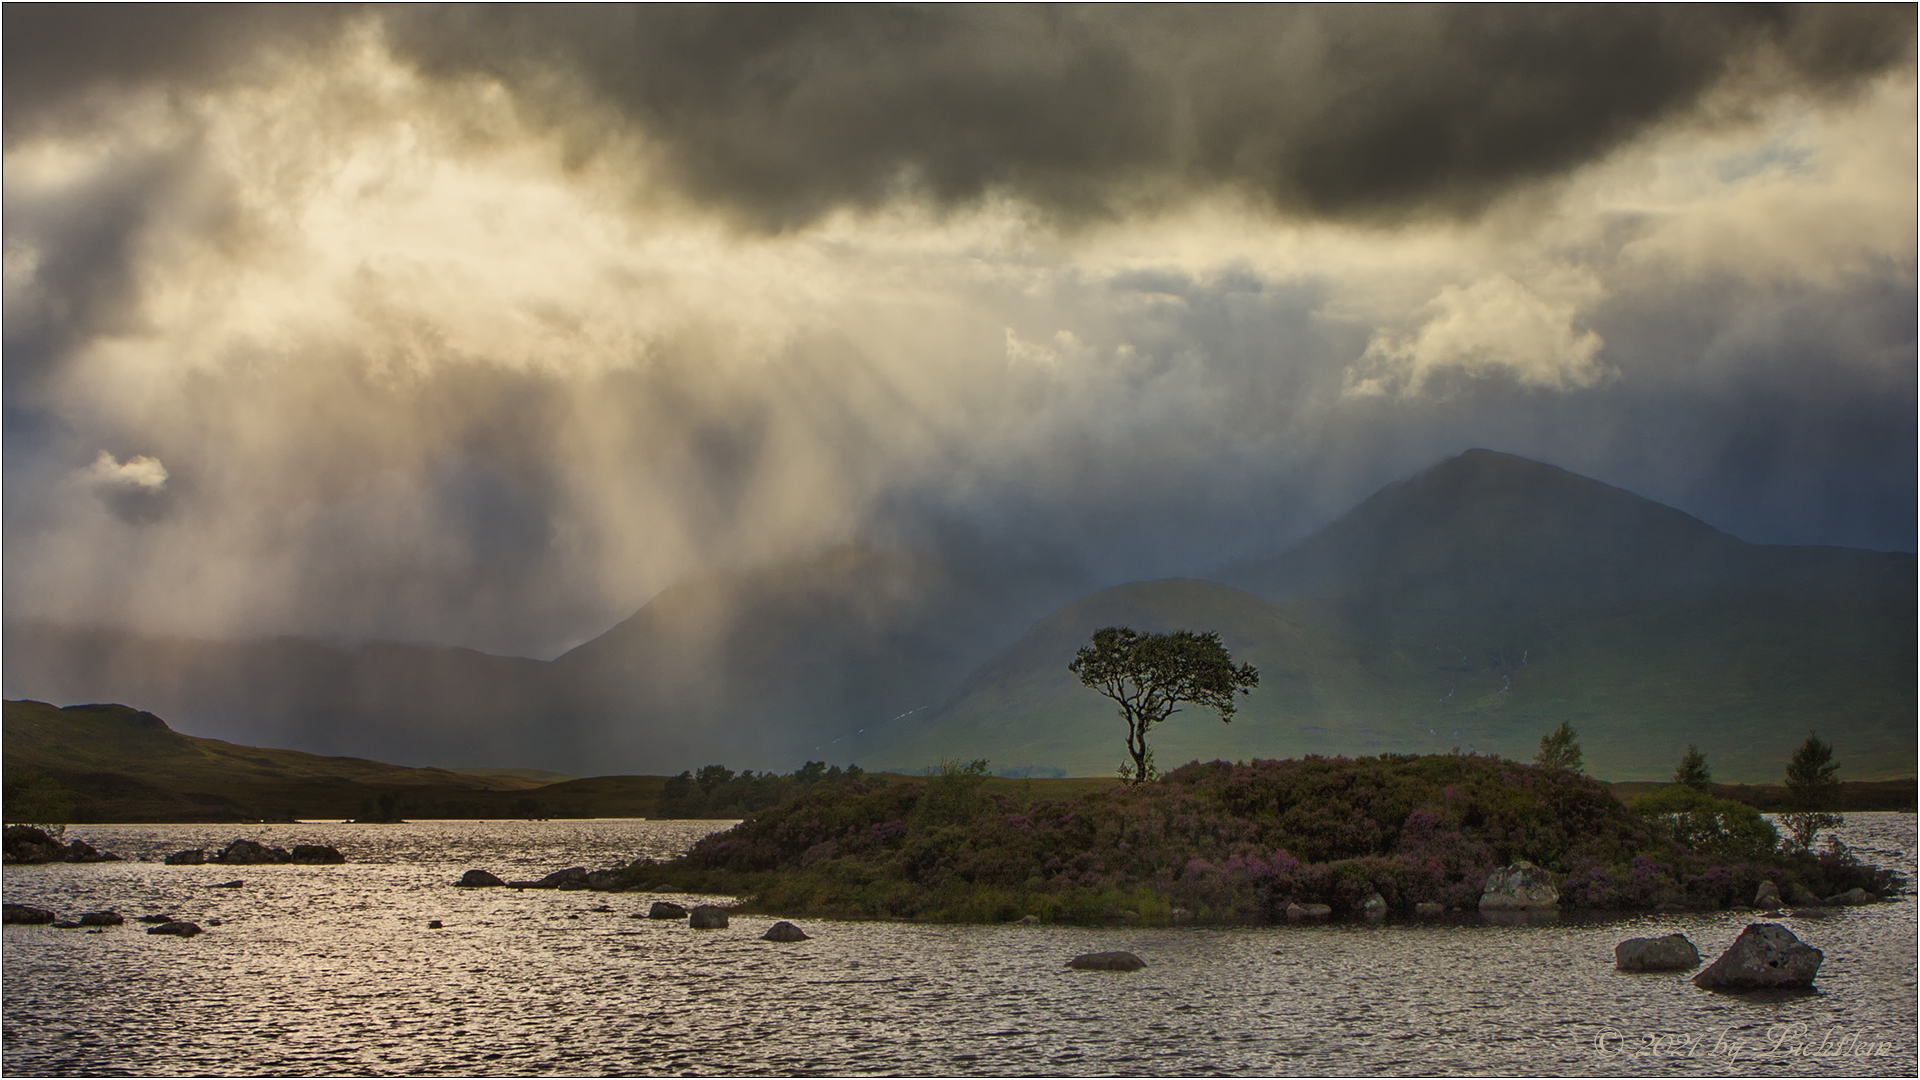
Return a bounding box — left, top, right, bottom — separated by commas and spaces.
618, 754, 1903, 924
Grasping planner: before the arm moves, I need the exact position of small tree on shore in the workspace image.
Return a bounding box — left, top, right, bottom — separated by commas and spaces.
1673, 744, 1712, 792
1535, 722, 1583, 773
1780, 731, 1844, 851
1069, 627, 1258, 784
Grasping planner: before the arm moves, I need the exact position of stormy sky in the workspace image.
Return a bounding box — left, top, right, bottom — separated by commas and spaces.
5, 5, 1915, 659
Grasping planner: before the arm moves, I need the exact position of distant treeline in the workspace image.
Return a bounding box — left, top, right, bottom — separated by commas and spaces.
1606, 780, 1915, 813
657, 762, 873, 818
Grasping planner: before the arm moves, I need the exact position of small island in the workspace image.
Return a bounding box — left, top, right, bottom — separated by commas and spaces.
616, 752, 1901, 924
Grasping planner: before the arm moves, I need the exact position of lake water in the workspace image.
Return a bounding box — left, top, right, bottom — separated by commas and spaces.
4, 814, 1914, 1076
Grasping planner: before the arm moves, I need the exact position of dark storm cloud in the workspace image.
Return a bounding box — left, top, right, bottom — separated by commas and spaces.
10, 5, 1912, 227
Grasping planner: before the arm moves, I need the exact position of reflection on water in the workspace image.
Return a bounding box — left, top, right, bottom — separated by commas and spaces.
5, 815, 1914, 1076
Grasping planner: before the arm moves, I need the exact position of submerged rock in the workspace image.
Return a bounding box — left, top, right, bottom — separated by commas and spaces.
164, 849, 207, 866
1693, 923, 1822, 990
762, 921, 810, 942
457, 869, 506, 888
77, 911, 124, 927
1753, 881, 1782, 909
1479, 861, 1559, 911
147, 921, 204, 937
1068, 951, 1145, 972
647, 901, 689, 920
290, 845, 345, 865
688, 905, 729, 929
4, 904, 57, 925
1615, 934, 1700, 972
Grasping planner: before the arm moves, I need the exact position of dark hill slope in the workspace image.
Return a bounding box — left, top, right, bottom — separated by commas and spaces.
3, 699, 545, 822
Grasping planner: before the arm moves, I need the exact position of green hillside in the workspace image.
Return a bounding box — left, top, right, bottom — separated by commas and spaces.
866, 453, 1914, 781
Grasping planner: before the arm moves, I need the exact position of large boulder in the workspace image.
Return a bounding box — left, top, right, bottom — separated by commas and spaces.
164, 849, 207, 866
1784, 883, 1823, 907
290, 845, 345, 865
647, 901, 689, 920
147, 921, 204, 937
1359, 893, 1387, 919
1479, 862, 1558, 911
1825, 888, 1876, 906
77, 911, 124, 927
1693, 923, 1823, 990
457, 869, 506, 888
1753, 881, 1782, 909
1067, 951, 1146, 972
3, 826, 70, 864
1615, 934, 1701, 972
214, 839, 291, 865
762, 921, 810, 942
3, 903, 57, 925
688, 905, 730, 929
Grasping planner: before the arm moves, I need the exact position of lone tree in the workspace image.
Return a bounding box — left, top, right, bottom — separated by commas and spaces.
1535, 721, 1583, 773
1673, 744, 1712, 792
1069, 626, 1258, 784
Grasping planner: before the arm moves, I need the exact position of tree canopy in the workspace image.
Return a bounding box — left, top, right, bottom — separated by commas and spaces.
1673, 744, 1711, 791
1535, 721, 1583, 773
1069, 626, 1258, 784
1785, 731, 1840, 810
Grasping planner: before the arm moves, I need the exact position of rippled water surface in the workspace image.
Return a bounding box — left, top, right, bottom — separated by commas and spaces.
5, 814, 1915, 1076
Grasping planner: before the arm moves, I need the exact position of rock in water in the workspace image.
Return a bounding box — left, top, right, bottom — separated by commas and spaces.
147, 921, 204, 937
1359, 894, 1387, 919
1615, 934, 1701, 971
1067, 951, 1146, 972
762, 921, 810, 942
689, 905, 730, 929
164, 849, 207, 866
427, 920, 443, 929
3, 904, 57, 925
2, 825, 68, 864
214, 839, 291, 865
1285, 903, 1332, 920
211, 880, 244, 889
1785, 883, 1823, 907
532, 867, 588, 889
291, 845, 345, 865
1479, 862, 1559, 911
1693, 923, 1823, 990
647, 902, 689, 920
77, 911, 124, 927
1826, 888, 1875, 906
1018, 915, 1041, 925
457, 869, 506, 888
1414, 902, 1446, 917
135, 913, 177, 924
1753, 881, 1782, 909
